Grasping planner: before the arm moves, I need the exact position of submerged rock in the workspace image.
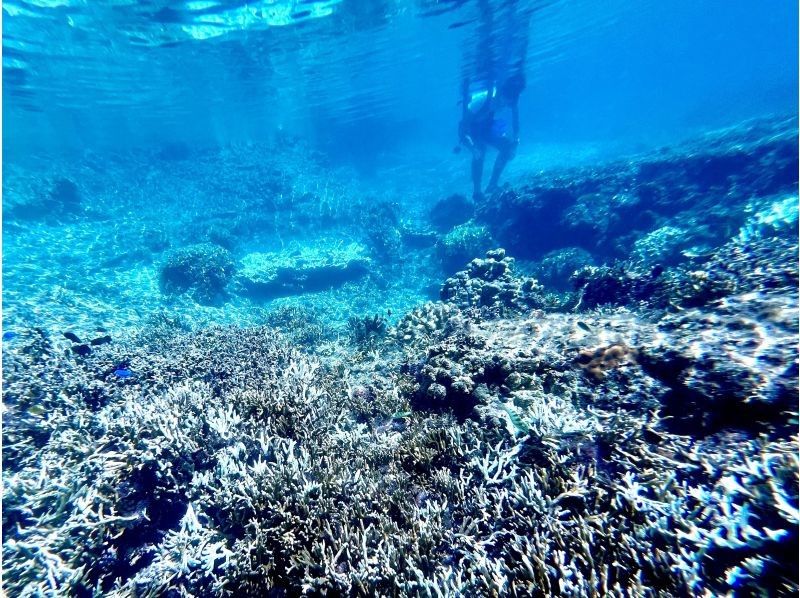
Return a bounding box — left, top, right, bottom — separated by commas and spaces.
399, 224, 437, 249
6, 177, 83, 221
237, 242, 370, 300
50, 178, 81, 212
429, 193, 475, 232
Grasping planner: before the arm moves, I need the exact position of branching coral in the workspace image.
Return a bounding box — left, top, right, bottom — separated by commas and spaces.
3, 288, 797, 597
159, 242, 235, 304
347, 313, 389, 349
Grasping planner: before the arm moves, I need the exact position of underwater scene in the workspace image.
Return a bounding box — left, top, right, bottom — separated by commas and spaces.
2, 0, 799, 595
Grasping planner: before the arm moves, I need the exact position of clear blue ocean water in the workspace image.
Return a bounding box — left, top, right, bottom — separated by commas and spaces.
5, 1, 798, 160
2, 1, 799, 596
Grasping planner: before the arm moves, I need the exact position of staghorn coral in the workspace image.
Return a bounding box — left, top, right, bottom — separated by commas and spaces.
347, 313, 389, 349
263, 303, 327, 347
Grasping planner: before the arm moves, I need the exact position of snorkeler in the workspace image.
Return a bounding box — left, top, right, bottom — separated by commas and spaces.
458, 72, 525, 200
456, 0, 531, 200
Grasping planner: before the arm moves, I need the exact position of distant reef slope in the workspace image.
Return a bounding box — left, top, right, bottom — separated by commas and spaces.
475, 116, 797, 263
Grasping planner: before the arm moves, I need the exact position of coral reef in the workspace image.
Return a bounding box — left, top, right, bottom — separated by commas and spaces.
630, 224, 693, 266
262, 304, 328, 347
573, 233, 798, 310
534, 246, 595, 290
8, 317, 795, 597
477, 116, 797, 262
576, 343, 638, 381
159, 243, 235, 304
391, 301, 464, 347
3, 118, 798, 597
637, 293, 798, 435
399, 306, 658, 423
361, 201, 403, 262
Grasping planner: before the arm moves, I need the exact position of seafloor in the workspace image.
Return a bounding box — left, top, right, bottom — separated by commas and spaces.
2, 116, 798, 596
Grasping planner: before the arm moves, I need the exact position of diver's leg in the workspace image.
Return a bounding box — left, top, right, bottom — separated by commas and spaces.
471, 145, 486, 199
486, 143, 511, 194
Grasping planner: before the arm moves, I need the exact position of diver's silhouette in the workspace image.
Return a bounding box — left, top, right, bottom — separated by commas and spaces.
457, 0, 532, 200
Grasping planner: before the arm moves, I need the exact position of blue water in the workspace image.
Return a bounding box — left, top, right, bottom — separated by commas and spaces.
4, 1, 797, 160
2, 1, 799, 596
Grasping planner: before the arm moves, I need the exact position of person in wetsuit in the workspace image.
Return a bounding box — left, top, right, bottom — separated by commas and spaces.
458, 72, 525, 200
457, 0, 531, 200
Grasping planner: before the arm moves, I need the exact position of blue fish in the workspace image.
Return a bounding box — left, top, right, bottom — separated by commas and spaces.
114, 368, 133, 379
3, 331, 17, 341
